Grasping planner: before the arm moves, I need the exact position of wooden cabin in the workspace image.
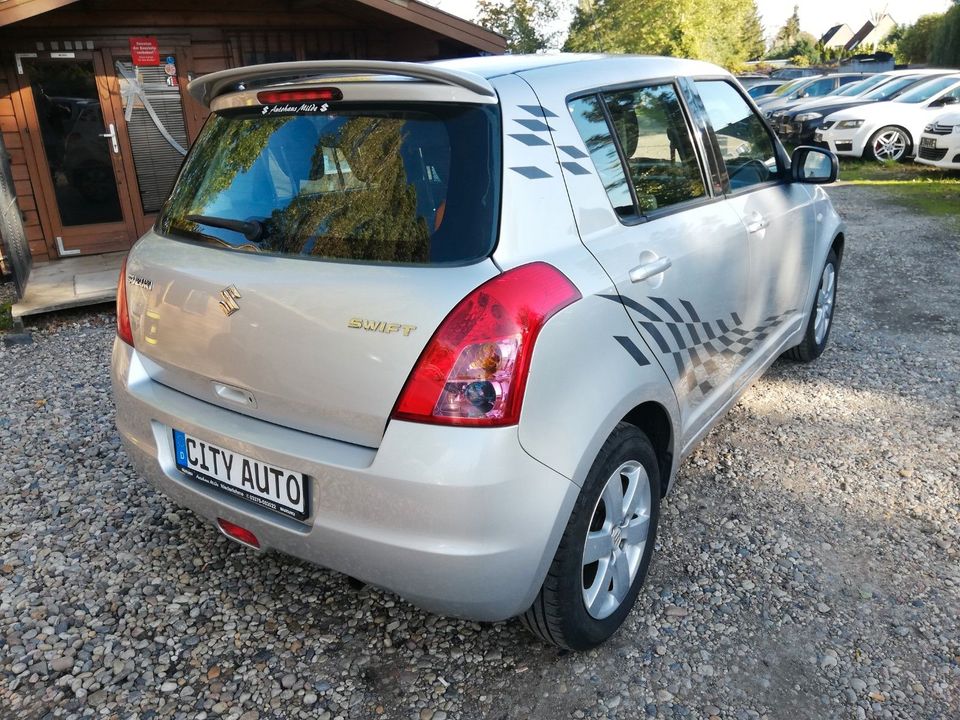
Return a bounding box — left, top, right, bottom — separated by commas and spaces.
0, 0, 503, 316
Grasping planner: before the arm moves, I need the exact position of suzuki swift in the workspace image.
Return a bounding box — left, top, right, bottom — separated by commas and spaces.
112, 55, 844, 650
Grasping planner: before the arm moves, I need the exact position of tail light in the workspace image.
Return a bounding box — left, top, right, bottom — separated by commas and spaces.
116, 257, 134, 347
391, 262, 581, 427
217, 518, 260, 548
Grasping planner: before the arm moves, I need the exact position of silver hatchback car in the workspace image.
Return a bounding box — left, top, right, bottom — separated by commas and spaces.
112, 55, 844, 650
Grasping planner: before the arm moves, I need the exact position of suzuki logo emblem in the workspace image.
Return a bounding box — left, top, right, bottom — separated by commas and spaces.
218, 285, 241, 316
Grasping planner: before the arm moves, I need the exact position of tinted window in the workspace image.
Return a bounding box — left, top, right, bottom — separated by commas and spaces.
895, 77, 960, 104
748, 84, 779, 98
568, 96, 634, 218
695, 80, 782, 191
839, 76, 863, 87
834, 77, 877, 96
602, 85, 705, 212
799, 78, 835, 97
157, 104, 500, 265
772, 78, 810, 97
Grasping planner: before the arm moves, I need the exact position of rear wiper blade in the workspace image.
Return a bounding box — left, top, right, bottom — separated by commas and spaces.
186, 214, 263, 242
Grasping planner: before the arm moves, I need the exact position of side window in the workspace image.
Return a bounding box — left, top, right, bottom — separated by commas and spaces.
568, 96, 635, 218
802, 78, 835, 97
839, 76, 862, 87
695, 80, 782, 191
602, 84, 706, 213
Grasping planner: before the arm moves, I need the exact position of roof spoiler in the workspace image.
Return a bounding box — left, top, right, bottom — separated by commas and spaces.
188, 60, 497, 108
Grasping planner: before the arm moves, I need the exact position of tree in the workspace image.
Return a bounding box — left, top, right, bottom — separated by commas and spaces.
476, 0, 558, 54
740, 2, 766, 61
773, 4, 802, 50
931, 4, 960, 66
767, 32, 819, 63
563, 0, 763, 69
895, 14, 944, 63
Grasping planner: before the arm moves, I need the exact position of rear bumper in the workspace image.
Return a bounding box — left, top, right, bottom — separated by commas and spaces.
112, 339, 578, 621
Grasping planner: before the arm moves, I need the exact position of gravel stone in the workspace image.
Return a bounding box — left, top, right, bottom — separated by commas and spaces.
1, 185, 958, 719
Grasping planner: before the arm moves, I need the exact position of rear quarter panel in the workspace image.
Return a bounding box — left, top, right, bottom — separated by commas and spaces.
488, 72, 680, 489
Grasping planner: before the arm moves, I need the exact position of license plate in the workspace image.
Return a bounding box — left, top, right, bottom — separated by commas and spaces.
173, 430, 308, 520
920, 137, 937, 149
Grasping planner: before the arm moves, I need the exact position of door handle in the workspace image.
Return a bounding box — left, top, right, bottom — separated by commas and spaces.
629, 256, 672, 283
99, 123, 119, 154
746, 216, 769, 234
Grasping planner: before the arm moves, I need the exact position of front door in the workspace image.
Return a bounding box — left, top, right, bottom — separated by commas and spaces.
692, 79, 815, 384
17, 53, 139, 256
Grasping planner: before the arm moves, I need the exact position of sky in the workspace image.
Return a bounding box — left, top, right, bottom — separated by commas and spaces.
428, 0, 955, 45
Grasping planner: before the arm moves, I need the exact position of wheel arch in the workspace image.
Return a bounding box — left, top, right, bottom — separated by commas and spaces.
621, 401, 674, 497
831, 232, 845, 267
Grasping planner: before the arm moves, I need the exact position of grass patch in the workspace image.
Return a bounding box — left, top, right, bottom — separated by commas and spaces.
838, 159, 960, 184
834, 159, 960, 226
0, 301, 13, 332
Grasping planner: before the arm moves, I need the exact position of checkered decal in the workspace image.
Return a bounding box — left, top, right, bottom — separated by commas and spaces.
605, 295, 794, 397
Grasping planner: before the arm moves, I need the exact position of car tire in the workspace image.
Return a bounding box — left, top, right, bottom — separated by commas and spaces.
866, 126, 911, 162
785, 248, 839, 363
520, 423, 660, 650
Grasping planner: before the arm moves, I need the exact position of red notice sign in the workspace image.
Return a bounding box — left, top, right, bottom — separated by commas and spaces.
129, 36, 160, 66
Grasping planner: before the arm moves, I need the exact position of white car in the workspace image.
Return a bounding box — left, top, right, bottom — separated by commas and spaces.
111, 55, 843, 650
817, 74, 960, 161
916, 110, 960, 169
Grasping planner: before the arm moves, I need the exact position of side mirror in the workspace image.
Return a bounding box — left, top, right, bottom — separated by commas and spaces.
791, 146, 838, 184
935, 95, 959, 107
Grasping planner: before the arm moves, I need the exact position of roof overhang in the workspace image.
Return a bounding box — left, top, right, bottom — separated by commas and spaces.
0, 0, 82, 27
0, 0, 506, 55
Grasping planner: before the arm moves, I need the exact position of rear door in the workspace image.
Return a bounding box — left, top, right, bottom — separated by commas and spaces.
561, 81, 751, 440
125, 89, 502, 448
691, 79, 815, 384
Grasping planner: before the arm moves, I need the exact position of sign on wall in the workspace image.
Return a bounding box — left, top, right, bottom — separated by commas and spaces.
129, 36, 160, 66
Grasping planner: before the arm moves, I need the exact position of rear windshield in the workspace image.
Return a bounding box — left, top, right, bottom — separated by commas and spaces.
156, 103, 501, 265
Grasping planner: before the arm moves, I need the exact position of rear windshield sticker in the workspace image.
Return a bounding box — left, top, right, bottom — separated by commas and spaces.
260, 102, 329, 115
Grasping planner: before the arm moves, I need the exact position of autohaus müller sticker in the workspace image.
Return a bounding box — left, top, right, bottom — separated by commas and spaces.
260, 102, 329, 115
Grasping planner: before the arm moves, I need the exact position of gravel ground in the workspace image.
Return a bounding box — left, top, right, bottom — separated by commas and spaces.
1, 185, 958, 720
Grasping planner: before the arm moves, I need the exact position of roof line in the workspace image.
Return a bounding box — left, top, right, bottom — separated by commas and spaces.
352, 0, 505, 54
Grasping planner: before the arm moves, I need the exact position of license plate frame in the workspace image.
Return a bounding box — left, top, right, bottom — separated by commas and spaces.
173, 430, 309, 521
920, 137, 937, 149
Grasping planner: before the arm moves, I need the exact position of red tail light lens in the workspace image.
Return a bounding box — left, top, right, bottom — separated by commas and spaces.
217, 518, 260, 548
391, 262, 581, 427
256, 88, 343, 104
116, 257, 134, 347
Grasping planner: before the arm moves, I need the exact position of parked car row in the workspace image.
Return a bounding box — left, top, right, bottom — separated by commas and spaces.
757, 68, 960, 166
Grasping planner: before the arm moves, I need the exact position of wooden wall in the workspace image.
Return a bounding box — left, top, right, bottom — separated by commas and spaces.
0, 1, 497, 264
0, 71, 47, 261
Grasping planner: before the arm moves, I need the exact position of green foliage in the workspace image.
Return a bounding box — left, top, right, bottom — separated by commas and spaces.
931, 4, 960, 66
767, 32, 818, 62
563, 0, 764, 69
895, 14, 944, 63
774, 4, 802, 49
476, 0, 558, 54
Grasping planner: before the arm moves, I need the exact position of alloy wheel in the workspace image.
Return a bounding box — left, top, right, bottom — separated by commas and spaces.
872, 129, 907, 161
814, 262, 836, 345
581, 461, 651, 620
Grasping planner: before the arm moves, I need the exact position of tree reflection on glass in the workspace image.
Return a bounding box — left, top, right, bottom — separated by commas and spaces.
158, 112, 439, 263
